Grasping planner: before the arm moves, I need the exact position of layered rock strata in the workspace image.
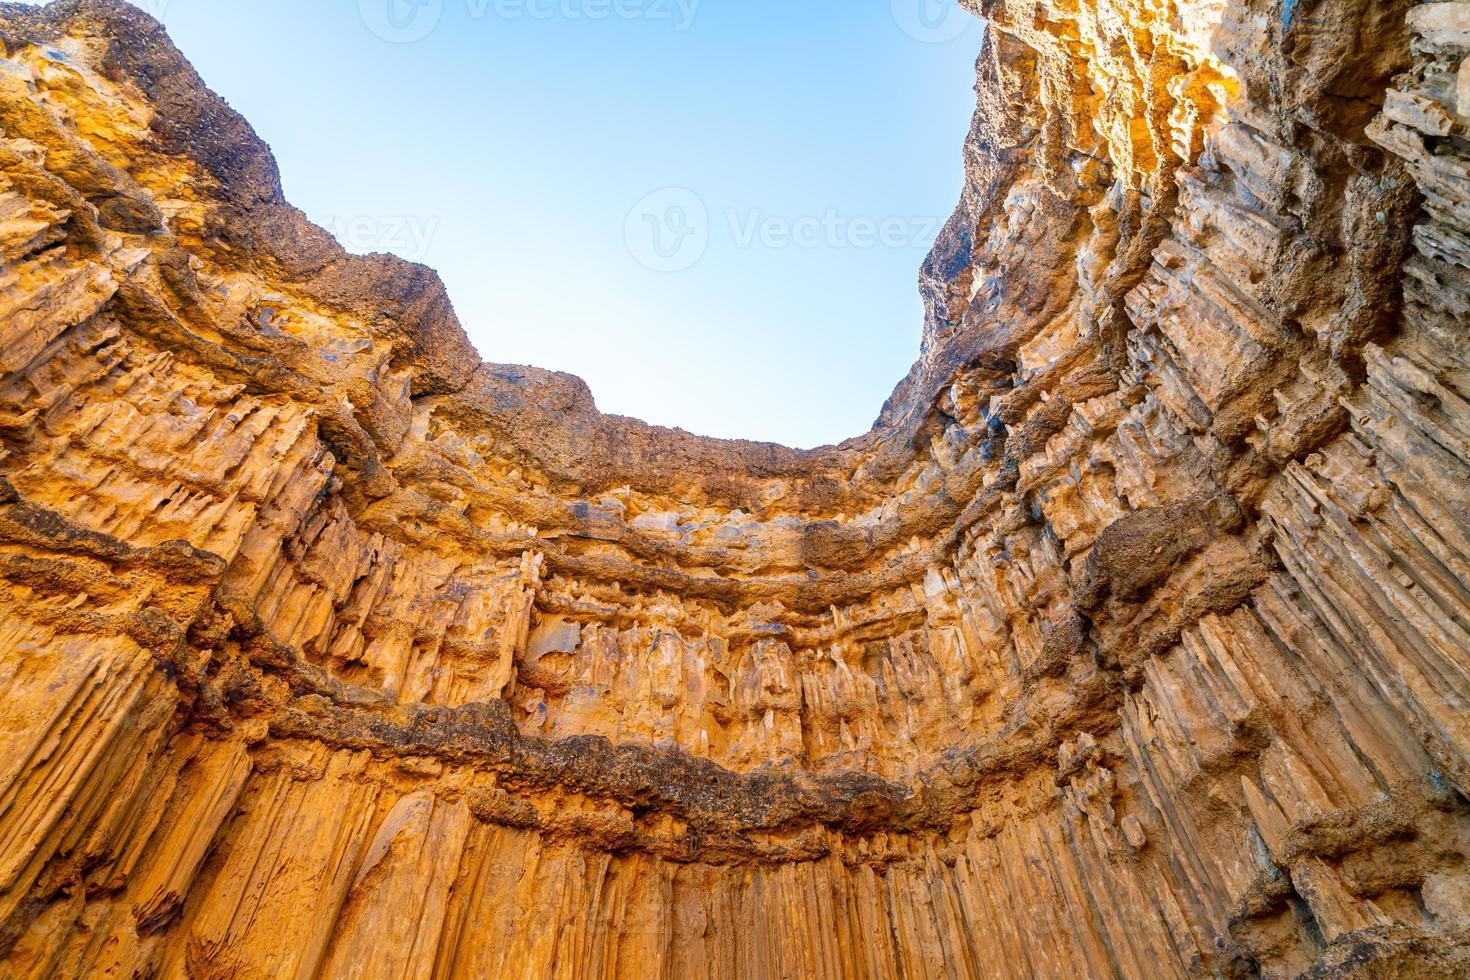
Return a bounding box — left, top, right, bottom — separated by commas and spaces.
0, 0, 1467, 976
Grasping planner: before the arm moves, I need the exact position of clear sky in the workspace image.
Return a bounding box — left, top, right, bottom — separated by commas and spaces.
28, 0, 983, 447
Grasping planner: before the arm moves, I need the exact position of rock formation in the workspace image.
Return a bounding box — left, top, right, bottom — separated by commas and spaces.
0, 0, 1466, 975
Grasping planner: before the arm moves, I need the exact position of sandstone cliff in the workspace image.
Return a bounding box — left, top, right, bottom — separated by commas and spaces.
0, 0, 1467, 976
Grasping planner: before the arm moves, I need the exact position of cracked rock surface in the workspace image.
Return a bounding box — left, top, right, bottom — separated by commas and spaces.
0, 0, 1468, 976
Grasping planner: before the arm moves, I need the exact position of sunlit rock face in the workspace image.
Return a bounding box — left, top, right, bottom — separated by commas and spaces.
0, 0, 1467, 976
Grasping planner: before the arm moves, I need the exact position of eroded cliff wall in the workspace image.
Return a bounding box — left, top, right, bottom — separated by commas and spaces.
0, 0, 1467, 976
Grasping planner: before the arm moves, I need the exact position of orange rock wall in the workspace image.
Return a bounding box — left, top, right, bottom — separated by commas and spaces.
0, 0, 1468, 976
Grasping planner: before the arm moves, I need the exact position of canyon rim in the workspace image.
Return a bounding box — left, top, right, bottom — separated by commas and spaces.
0, 0, 1469, 977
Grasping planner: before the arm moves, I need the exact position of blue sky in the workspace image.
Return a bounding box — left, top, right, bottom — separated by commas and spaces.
35, 0, 983, 447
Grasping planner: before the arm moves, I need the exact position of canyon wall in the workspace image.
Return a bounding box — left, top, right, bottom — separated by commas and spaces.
0, 0, 1467, 976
